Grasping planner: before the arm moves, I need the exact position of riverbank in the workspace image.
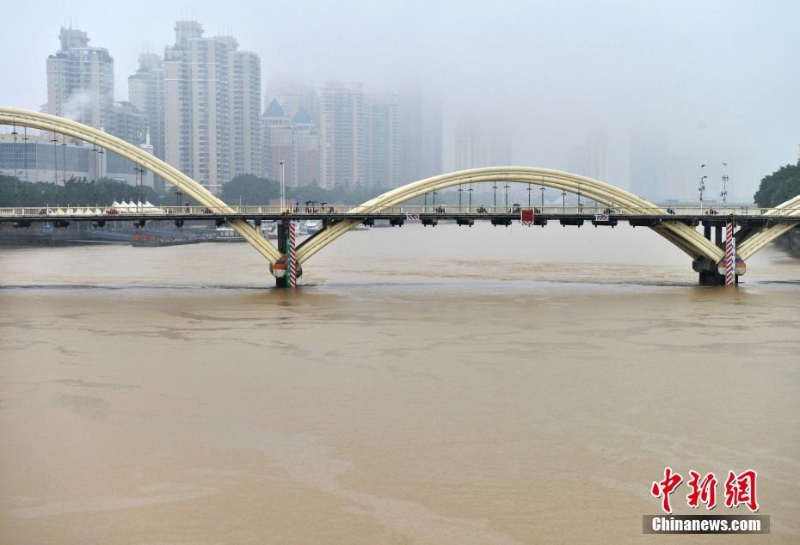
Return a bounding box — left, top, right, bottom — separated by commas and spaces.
0, 221, 217, 247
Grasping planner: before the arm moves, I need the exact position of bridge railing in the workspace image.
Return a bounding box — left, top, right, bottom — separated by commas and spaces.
0, 204, 795, 218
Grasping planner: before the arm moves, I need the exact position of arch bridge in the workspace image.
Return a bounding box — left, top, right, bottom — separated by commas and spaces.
1, 108, 798, 285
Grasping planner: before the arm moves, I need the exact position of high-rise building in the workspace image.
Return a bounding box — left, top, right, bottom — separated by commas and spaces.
586, 129, 608, 182
291, 108, 320, 187
46, 27, 114, 129
365, 94, 399, 189
262, 99, 320, 187
318, 82, 365, 189
568, 129, 608, 182
163, 22, 261, 194
227, 43, 262, 180
398, 92, 442, 184
630, 130, 668, 201
128, 54, 165, 155
455, 115, 511, 170
262, 99, 293, 184
128, 52, 166, 190
264, 82, 320, 125
108, 101, 147, 146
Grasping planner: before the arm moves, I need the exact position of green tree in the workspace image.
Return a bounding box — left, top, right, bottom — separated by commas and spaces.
220, 174, 280, 205
0, 176, 161, 207
754, 163, 800, 207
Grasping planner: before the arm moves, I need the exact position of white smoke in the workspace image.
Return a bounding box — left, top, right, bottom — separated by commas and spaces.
61, 90, 94, 122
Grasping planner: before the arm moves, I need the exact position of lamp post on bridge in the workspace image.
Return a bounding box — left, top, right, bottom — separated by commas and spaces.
561, 190, 566, 208
458, 185, 463, 210
527, 183, 532, 207
504, 183, 509, 207
699, 164, 707, 211
51, 131, 59, 206
176, 189, 182, 208
721, 162, 729, 205
279, 160, 285, 211
134, 165, 143, 212
492, 183, 498, 208
468, 185, 473, 209
11, 125, 18, 206
540, 186, 546, 208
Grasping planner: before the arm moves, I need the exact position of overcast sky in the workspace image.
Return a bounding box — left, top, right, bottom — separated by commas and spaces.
2, 0, 799, 200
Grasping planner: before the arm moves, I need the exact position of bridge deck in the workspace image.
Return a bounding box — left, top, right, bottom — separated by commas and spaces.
1, 205, 798, 226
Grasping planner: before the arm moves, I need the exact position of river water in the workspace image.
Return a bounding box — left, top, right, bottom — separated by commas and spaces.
1, 223, 799, 544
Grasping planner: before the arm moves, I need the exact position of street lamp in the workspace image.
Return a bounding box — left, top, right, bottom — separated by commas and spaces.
720, 162, 729, 205
134, 165, 143, 212
699, 163, 707, 211
561, 190, 566, 207
492, 183, 498, 208
61, 140, 67, 186
51, 131, 58, 205
23, 126, 29, 201
280, 160, 285, 211
539, 186, 546, 207
504, 183, 509, 207
468, 185, 473, 208
527, 183, 532, 207
458, 185, 463, 209
176, 189, 183, 208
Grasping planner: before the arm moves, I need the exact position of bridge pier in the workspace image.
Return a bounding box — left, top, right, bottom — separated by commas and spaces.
692, 258, 726, 286
275, 219, 289, 288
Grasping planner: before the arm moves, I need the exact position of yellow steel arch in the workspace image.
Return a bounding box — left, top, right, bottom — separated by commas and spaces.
297, 167, 725, 264
737, 194, 800, 260
0, 107, 282, 263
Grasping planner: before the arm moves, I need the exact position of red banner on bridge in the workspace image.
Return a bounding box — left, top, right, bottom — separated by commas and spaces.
520, 208, 534, 226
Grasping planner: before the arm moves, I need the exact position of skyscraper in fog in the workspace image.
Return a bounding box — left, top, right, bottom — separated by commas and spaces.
365, 94, 399, 189
455, 115, 511, 170
264, 82, 320, 126
228, 44, 262, 180
399, 92, 442, 184
46, 27, 114, 130
568, 129, 608, 182
128, 53, 166, 163
318, 82, 365, 189
163, 22, 261, 194
262, 99, 320, 187
630, 130, 667, 201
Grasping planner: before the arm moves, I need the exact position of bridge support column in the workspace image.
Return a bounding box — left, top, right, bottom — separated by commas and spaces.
275, 219, 288, 288
692, 258, 726, 286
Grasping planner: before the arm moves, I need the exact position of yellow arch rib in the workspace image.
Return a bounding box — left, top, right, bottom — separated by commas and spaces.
737, 194, 800, 260
297, 167, 724, 264
0, 107, 282, 263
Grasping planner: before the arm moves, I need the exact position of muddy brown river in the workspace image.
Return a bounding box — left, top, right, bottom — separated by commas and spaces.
1, 223, 799, 543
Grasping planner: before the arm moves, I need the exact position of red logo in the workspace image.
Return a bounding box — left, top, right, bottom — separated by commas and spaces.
651, 468, 758, 513
724, 470, 759, 512
651, 467, 683, 514
686, 471, 718, 509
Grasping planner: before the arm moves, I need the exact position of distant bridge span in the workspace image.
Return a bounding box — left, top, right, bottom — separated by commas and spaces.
0, 107, 282, 263
296, 168, 726, 264
2, 107, 798, 283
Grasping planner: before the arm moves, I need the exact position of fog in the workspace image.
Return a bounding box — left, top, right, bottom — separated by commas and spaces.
2, 0, 799, 201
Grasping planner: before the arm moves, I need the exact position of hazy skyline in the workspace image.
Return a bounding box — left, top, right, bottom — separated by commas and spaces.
2, 0, 799, 201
